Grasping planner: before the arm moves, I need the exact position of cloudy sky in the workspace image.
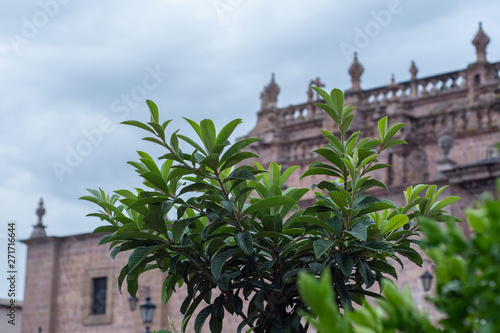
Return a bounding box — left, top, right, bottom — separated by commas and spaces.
1, 0, 500, 300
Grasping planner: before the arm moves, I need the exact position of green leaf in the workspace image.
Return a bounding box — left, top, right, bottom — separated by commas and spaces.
315, 103, 339, 123
385, 123, 405, 141
313, 239, 334, 259
429, 196, 460, 215
330, 88, 344, 116
110, 246, 121, 259
170, 130, 179, 152
177, 134, 207, 155
146, 100, 159, 123
117, 265, 129, 293
336, 253, 354, 277
341, 157, 356, 180
311, 87, 331, 104
181, 291, 209, 332
127, 270, 139, 298
209, 314, 223, 333
172, 220, 190, 242
98, 234, 113, 245
220, 138, 260, 165
110, 231, 164, 242
321, 131, 342, 151
92, 225, 119, 234
280, 165, 299, 185
378, 116, 388, 139
162, 274, 178, 304
294, 215, 336, 233
335, 272, 352, 310
221, 200, 234, 212
367, 259, 397, 279
394, 246, 423, 266
358, 258, 376, 288
242, 196, 297, 215
382, 139, 407, 149
226, 169, 257, 182
200, 119, 217, 153
341, 114, 354, 135
409, 184, 430, 202
355, 241, 394, 254
141, 172, 170, 195
253, 231, 294, 241
128, 246, 155, 272
381, 214, 409, 235
356, 201, 396, 217
300, 167, 342, 179
178, 183, 220, 196
194, 305, 213, 333
148, 122, 165, 140
313, 148, 344, 170
221, 152, 260, 171
216, 119, 242, 147
121, 120, 156, 134
183, 117, 202, 138
161, 119, 172, 131
365, 163, 391, 173
166, 166, 193, 182
211, 247, 236, 278
345, 222, 367, 241
235, 230, 253, 255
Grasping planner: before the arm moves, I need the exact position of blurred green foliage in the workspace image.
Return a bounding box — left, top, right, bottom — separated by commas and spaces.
299, 181, 500, 332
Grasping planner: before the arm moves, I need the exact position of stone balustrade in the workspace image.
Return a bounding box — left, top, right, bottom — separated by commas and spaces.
353, 61, 500, 105
356, 70, 466, 105
278, 102, 322, 124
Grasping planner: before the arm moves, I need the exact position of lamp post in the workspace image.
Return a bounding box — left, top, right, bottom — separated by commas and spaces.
128, 286, 156, 333
140, 296, 157, 333
420, 259, 435, 293
420, 270, 434, 292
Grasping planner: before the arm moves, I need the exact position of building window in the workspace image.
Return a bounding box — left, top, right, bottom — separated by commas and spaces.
83, 267, 114, 326
474, 73, 481, 84
92, 277, 107, 314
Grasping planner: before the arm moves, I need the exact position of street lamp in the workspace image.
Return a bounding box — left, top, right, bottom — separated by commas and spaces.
420, 258, 435, 293
128, 286, 156, 333
140, 296, 157, 332
420, 270, 434, 292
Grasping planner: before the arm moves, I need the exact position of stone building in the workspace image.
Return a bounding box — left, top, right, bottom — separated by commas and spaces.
21, 24, 500, 332
240, 23, 500, 311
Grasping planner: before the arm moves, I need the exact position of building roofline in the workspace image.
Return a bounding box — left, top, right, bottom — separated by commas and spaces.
21, 231, 100, 245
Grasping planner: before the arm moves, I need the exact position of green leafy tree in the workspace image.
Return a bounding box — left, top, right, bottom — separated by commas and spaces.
83, 88, 458, 333
298, 182, 500, 333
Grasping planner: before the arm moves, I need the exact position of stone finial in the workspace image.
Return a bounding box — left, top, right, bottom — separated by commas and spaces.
472, 22, 490, 63
438, 127, 454, 161
260, 73, 280, 110
348, 52, 364, 91
31, 198, 47, 239
306, 85, 314, 102
410, 61, 418, 81
388, 74, 399, 101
